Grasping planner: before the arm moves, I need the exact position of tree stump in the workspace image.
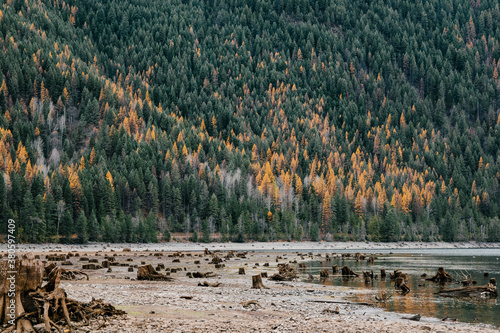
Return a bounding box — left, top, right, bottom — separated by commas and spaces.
332, 265, 339, 274
252, 274, 268, 289
320, 269, 329, 278
0, 257, 44, 332
381, 269, 386, 279
239, 268, 245, 275
341, 265, 359, 277
363, 271, 374, 283
426, 267, 454, 283
137, 264, 173, 281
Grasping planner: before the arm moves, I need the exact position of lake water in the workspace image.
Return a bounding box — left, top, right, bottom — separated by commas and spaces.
302, 248, 500, 327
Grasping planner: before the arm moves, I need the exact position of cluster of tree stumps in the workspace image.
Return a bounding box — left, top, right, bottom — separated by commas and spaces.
0, 255, 124, 332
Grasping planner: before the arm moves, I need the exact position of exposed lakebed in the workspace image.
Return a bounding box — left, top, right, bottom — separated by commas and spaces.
304, 248, 500, 327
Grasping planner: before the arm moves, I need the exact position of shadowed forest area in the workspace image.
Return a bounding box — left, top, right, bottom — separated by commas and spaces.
0, 0, 500, 244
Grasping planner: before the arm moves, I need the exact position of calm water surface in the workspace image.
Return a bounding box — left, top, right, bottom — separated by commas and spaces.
303, 248, 500, 327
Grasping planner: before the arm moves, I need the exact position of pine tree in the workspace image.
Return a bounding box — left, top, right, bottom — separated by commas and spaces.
88, 212, 99, 242
75, 211, 88, 243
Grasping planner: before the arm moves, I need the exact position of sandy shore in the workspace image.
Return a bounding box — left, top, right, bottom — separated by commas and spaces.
1, 243, 499, 332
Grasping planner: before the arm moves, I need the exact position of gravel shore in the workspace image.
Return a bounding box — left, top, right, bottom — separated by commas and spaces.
2, 242, 499, 332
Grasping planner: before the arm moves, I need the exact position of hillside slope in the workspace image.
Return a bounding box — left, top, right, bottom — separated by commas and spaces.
1, 0, 500, 243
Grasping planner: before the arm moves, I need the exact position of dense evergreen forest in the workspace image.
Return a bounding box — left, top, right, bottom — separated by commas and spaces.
1, 0, 500, 244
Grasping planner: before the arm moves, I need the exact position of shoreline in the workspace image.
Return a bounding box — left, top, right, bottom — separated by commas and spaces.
5, 240, 500, 253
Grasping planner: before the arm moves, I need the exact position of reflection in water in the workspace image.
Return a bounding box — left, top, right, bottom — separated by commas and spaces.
305, 251, 499, 327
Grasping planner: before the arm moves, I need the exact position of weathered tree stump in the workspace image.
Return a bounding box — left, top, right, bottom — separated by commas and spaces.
252, 274, 268, 289
363, 271, 374, 283
137, 264, 173, 281
341, 265, 359, 277
320, 269, 329, 278
0, 257, 44, 332
1, 256, 124, 332
390, 270, 408, 281
269, 263, 298, 281
426, 267, 454, 283
381, 269, 386, 279
239, 268, 246, 275
332, 265, 339, 274
210, 256, 222, 264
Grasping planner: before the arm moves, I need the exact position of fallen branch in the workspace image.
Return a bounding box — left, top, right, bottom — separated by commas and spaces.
198, 281, 221, 287
436, 283, 497, 298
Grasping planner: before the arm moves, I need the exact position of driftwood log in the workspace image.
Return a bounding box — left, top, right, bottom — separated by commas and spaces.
240, 300, 262, 309
426, 267, 454, 283
192, 271, 216, 278
198, 281, 221, 287
436, 283, 497, 297
137, 264, 173, 281
1, 256, 124, 332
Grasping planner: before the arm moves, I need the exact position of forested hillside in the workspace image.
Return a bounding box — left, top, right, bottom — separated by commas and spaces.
1, 0, 500, 243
